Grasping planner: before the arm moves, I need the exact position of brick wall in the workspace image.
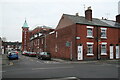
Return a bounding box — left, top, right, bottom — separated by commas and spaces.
46, 24, 76, 60
76, 24, 120, 60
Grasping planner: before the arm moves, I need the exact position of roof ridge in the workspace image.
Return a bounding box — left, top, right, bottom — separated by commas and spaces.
63, 13, 120, 28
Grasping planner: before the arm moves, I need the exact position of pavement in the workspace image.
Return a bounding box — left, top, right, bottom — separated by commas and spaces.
0, 54, 9, 65
1, 54, 119, 66
52, 58, 119, 64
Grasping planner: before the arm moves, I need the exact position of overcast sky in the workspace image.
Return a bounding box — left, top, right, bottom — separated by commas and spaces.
0, 0, 120, 42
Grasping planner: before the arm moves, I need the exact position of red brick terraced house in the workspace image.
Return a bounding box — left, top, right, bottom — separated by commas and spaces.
22, 7, 120, 61
22, 21, 54, 53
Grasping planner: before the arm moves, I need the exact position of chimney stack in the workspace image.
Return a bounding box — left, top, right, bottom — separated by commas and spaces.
116, 14, 120, 23
76, 13, 79, 16
85, 6, 92, 21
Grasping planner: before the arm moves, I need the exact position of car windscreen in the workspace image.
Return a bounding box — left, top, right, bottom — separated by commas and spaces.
10, 52, 17, 55
43, 52, 50, 55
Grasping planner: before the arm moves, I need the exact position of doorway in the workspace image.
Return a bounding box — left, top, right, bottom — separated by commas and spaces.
77, 45, 83, 60
110, 46, 114, 59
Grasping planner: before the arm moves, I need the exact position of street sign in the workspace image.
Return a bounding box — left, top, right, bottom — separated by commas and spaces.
76, 37, 80, 40
66, 41, 71, 47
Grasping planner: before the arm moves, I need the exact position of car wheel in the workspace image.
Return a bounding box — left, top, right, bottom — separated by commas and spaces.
40, 57, 43, 60
37, 56, 39, 59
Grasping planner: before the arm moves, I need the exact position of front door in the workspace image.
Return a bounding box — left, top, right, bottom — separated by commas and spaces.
110, 46, 114, 59
116, 46, 120, 59
77, 46, 83, 60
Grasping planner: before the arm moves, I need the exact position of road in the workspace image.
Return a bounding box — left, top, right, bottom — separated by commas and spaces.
2, 54, 120, 80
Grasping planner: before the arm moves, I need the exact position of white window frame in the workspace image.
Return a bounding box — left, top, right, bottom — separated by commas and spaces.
86, 26, 94, 38
101, 28, 107, 39
101, 42, 107, 55
39, 33, 42, 36
55, 44, 58, 52
56, 31, 58, 38
38, 39, 39, 46
49, 31, 55, 34
35, 34, 37, 38
41, 39, 43, 44
87, 42, 94, 56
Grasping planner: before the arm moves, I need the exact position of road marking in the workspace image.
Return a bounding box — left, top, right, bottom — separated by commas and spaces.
0, 71, 6, 73
9, 62, 13, 65
116, 65, 120, 67
30, 59, 33, 61
36, 61, 45, 64
32, 66, 73, 70
48, 77, 80, 80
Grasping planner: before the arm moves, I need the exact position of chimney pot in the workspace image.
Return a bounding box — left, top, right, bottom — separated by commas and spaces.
88, 6, 91, 10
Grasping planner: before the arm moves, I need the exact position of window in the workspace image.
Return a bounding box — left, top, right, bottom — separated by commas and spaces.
56, 32, 58, 38
101, 43, 107, 55
41, 39, 43, 44
87, 42, 94, 56
38, 39, 39, 46
39, 33, 42, 36
101, 28, 107, 38
25, 31, 26, 34
55, 44, 57, 52
34, 34, 37, 38
86, 26, 93, 38
87, 29, 93, 37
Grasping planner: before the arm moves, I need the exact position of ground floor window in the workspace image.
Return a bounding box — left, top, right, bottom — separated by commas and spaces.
101, 43, 107, 55
55, 44, 58, 52
116, 45, 120, 59
87, 42, 94, 56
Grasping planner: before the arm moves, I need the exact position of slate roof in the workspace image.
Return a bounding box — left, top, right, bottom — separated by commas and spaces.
64, 14, 120, 28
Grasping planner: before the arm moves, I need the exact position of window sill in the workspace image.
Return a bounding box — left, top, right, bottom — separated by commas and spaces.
87, 36, 94, 38
87, 54, 94, 56
101, 37, 107, 39
101, 53, 107, 55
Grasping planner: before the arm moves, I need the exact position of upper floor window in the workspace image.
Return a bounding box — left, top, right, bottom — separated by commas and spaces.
86, 26, 94, 38
41, 39, 43, 44
55, 44, 58, 52
101, 28, 107, 38
56, 31, 58, 38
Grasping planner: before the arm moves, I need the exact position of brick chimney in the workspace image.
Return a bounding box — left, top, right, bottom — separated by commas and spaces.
75, 13, 79, 16
85, 6, 92, 21
116, 14, 120, 23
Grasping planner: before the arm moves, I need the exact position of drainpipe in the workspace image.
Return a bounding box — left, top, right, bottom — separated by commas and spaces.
44, 34, 46, 51
70, 41, 73, 60
96, 26, 100, 60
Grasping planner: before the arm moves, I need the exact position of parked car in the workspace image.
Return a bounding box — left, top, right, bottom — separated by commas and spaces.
29, 52, 36, 57
7, 52, 19, 60
22, 51, 27, 55
22, 51, 30, 56
37, 52, 51, 60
